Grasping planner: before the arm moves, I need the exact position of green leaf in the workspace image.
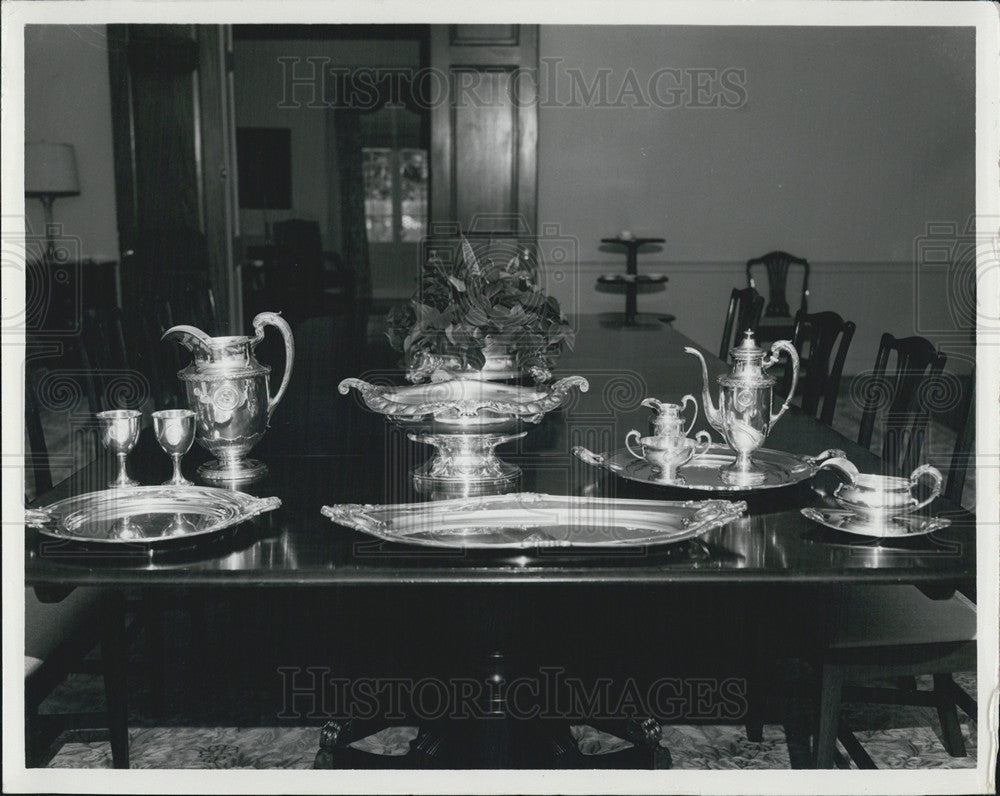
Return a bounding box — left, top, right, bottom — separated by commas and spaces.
460, 236, 482, 276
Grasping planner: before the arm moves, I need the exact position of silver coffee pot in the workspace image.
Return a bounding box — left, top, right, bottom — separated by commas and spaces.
163, 311, 294, 482
684, 330, 799, 484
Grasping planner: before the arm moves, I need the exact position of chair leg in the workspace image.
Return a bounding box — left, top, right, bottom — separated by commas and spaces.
745, 620, 766, 742
142, 592, 165, 718
944, 674, 978, 720
837, 719, 876, 769
101, 592, 130, 768
25, 701, 39, 767
932, 674, 967, 757
815, 663, 844, 768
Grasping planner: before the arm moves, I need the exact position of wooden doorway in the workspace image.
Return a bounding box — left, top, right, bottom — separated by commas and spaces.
429, 24, 539, 237
108, 24, 239, 331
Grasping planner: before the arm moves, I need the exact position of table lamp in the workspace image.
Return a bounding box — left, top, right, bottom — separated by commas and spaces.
25, 142, 80, 262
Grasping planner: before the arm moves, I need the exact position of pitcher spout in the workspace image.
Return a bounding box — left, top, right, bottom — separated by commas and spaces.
683, 346, 722, 431
162, 324, 215, 358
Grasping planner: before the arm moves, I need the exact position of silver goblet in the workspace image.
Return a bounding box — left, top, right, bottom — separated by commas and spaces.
97, 409, 142, 488
152, 409, 196, 486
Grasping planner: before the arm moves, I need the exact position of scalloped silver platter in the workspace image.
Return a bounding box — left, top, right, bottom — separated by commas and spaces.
322, 493, 746, 549
25, 485, 281, 548
574, 444, 823, 491
339, 376, 588, 434
801, 507, 952, 539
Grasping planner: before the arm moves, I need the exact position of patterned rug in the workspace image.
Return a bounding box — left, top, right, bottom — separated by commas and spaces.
41, 670, 977, 769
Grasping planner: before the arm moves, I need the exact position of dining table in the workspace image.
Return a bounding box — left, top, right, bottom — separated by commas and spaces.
24, 314, 977, 769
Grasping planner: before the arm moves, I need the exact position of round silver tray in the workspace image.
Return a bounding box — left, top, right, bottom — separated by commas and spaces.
801, 507, 952, 539
322, 493, 746, 550
25, 485, 281, 548
573, 444, 847, 492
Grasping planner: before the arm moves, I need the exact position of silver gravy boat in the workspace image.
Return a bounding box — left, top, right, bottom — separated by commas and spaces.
814, 458, 944, 522
685, 330, 799, 485
163, 311, 294, 483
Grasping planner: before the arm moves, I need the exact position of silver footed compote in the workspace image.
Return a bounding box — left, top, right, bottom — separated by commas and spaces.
152, 409, 196, 486
97, 409, 142, 488
339, 375, 589, 496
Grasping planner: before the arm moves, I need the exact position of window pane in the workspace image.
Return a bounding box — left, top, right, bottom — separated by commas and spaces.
366, 214, 393, 243
398, 148, 428, 242
363, 148, 394, 242
362, 148, 393, 201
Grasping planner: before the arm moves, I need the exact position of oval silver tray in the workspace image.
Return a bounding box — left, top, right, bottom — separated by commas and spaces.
321, 493, 746, 549
573, 444, 847, 492
25, 486, 281, 548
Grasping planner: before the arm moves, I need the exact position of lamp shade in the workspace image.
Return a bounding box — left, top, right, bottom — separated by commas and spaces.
25, 143, 80, 197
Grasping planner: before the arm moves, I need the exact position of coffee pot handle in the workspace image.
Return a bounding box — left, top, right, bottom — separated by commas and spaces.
625, 430, 645, 460
765, 340, 800, 426
909, 464, 943, 511
680, 393, 698, 435
252, 312, 295, 419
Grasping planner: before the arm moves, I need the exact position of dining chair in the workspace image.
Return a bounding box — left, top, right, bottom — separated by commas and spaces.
945, 370, 975, 509
25, 588, 130, 768
812, 345, 972, 768
855, 332, 947, 476
779, 310, 856, 426
77, 305, 142, 413
719, 286, 765, 361
273, 218, 326, 325
746, 251, 810, 342
127, 295, 181, 410
25, 360, 54, 499
813, 584, 976, 768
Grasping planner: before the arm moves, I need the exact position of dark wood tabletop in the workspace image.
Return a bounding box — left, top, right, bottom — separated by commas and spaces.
25, 316, 975, 589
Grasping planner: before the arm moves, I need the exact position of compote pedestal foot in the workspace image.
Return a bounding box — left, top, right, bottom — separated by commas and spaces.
409, 432, 525, 496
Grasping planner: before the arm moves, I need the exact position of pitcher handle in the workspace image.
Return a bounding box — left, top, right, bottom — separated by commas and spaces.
692, 430, 712, 458
252, 312, 295, 419
764, 340, 799, 426
680, 393, 698, 436
909, 464, 943, 511
625, 430, 645, 460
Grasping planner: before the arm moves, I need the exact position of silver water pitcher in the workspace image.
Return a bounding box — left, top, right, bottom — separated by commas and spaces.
685, 329, 799, 485
163, 311, 294, 482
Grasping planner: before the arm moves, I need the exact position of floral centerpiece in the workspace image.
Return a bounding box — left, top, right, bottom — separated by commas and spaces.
386, 237, 575, 383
